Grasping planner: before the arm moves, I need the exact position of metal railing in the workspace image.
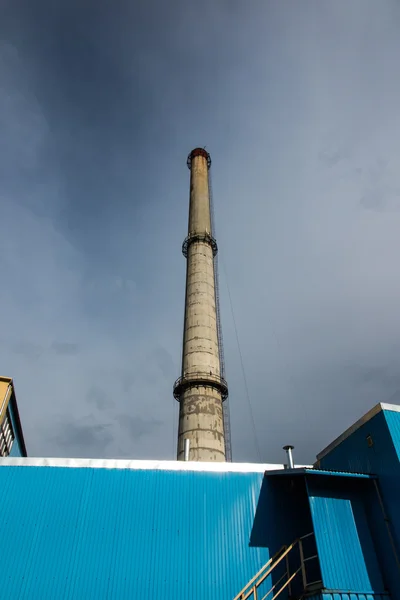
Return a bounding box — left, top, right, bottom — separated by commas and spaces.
173, 372, 229, 401
233, 533, 322, 600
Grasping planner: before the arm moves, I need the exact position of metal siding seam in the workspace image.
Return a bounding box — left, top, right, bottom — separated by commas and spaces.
39, 466, 61, 598
10, 467, 32, 598
97, 468, 109, 595
189, 471, 195, 597
1, 467, 21, 595
232, 473, 248, 593
166, 471, 174, 594
384, 410, 400, 460
141, 470, 155, 596
204, 472, 212, 596
106, 469, 124, 598
224, 473, 236, 596
52, 469, 71, 597
155, 469, 164, 598
19, 467, 53, 599
215, 473, 224, 596
308, 494, 368, 591
121, 467, 139, 597
220, 473, 229, 595
65, 468, 94, 599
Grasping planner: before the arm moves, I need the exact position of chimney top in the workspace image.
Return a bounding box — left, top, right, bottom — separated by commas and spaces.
187, 148, 211, 170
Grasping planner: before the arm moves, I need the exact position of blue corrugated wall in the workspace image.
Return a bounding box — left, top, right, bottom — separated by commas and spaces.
0, 466, 271, 599
385, 410, 400, 460
307, 592, 390, 600
318, 408, 400, 598
308, 484, 385, 592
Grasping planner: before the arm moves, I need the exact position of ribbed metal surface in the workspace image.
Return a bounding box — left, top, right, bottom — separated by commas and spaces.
318, 410, 397, 479
306, 469, 374, 479
318, 408, 400, 600
384, 409, 400, 460
307, 593, 390, 600
267, 469, 374, 479
308, 494, 384, 592
0, 466, 269, 598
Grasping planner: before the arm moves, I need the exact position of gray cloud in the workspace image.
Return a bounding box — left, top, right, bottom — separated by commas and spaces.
152, 346, 176, 380
10, 341, 43, 360
49, 417, 114, 458
51, 342, 80, 356
86, 386, 114, 411
117, 414, 162, 440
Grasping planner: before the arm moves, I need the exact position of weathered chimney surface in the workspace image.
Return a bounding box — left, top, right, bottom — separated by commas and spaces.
173, 148, 227, 462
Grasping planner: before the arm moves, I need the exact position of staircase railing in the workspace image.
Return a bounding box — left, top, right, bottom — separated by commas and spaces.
233, 532, 321, 600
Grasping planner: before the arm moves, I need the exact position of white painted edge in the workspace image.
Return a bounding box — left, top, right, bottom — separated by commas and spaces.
0, 457, 311, 473
381, 402, 400, 413
317, 402, 400, 462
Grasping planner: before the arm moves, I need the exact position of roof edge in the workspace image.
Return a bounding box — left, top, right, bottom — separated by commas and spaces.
316, 402, 400, 462
0, 457, 291, 473
266, 467, 375, 479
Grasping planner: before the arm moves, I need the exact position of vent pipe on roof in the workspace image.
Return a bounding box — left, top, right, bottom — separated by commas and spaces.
283, 445, 294, 469
184, 439, 190, 461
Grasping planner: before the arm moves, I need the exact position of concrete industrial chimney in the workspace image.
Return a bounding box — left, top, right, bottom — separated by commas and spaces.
173, 148, 228, 462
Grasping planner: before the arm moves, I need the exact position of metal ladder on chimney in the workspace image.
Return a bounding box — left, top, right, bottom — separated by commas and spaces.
232, 533, 322, 600
208, 166, 232, 461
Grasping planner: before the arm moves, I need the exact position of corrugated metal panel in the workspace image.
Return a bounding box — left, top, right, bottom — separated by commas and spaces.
384, 409, 400, 461
317, 411, 397, 481
267, 469, 374, 479
317, 408, 400, 600
0, 466, 270, 599
307, 593, 391, 600
308, 493, 385, 592
306, 469, 374, 479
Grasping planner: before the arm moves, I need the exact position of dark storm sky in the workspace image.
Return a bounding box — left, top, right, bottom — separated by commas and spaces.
2, 0, 400, 463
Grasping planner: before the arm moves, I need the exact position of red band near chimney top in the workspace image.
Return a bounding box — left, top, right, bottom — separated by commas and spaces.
187, 148, 211, 169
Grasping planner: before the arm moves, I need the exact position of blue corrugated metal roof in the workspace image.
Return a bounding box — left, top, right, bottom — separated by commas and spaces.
266, 468, 375, 479
0, 465, 270, 599
308, 469, 374, 479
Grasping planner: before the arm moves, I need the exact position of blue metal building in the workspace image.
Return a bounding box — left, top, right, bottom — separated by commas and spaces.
316, 402, 400, 599
1, 402, 399, 599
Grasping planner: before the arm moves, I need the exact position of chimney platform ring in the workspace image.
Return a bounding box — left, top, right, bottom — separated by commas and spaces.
182, 233, 218, 258
173, 373, 228, 401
